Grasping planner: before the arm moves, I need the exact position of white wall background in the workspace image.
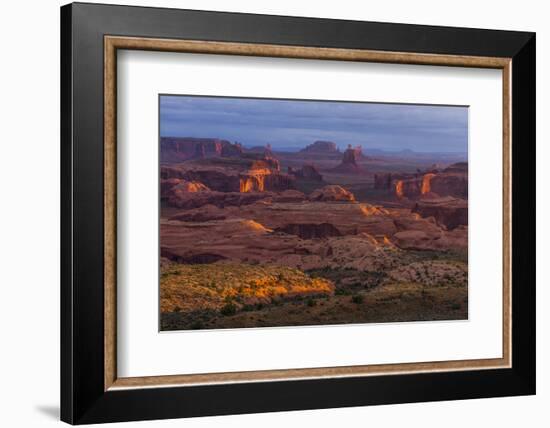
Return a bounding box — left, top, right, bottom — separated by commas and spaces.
0, 0, 546, 426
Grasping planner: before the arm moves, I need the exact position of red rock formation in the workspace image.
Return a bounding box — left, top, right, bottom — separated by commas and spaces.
330, 144, 365, 174
161, 157, 293, 194
264, 174, 295, 191
161, 202, 467, 269
167, 190, 273, 209
239, 167, 295, 193
160, 137, 226, 162
420, 173, 436, 194
395, 180, 404, 198
160, 178, 182, 197
163, 180, 211, 206
412, 197, 468, 230
300, 140, 339, 153
443, 162, 468, 173
394, 178, 421, 198
264, 144, 275, 159
309, 185, 355, 202
352, 145, 365, 159
275, 223, 342, 239
429, 173, 468, 198
288, 164, 323, 181
375, 163, 467, 200
272, 190, 306, 203
221, 142, 243, 157
178, 169, 241, 192
374, 173, 394, 190
193, 143, 206, 159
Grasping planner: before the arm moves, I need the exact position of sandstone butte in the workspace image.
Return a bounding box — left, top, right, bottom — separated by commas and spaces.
159, 154, 468, 268
330, 144, 366, 174
299, 140, 339, 153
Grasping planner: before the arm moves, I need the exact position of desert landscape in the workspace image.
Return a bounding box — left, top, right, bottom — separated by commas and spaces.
159, 97, 468, 331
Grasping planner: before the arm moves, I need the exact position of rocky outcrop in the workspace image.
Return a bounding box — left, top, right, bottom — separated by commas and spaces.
161, 158, 293, 194
309, 185, 356, 202
300, 140, 339, 153
161, 248, 227, 264
443, 162, 468, 173
330, 144, 365, 174
429, 173, 468, 198
412, 197, 468, 230
392, 227, 467, 251
375, 162, 468, 200
275, 223, 342, 239
239, 170, 295, 193
167, 190, 273, 209
272, 190, 306, 203
177, 169, 241, 192
160, 137, 227, 162
161, 179, 210, 201
193, 143, 206, 159
161, 178, 183, 197
221, 142, 244, 157
288, 164, 323, 181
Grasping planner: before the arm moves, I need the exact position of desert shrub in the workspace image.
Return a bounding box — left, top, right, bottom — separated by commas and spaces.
306, 298, 316, 307
190, 320, 204, 330
220, 302, 237, 316
351, 295, 364, 304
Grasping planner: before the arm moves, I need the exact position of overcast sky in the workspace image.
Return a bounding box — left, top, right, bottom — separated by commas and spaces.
160, 95, 468, 153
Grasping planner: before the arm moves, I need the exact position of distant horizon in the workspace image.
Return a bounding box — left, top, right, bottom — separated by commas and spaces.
160, 95, 469, 154
160, 136, 468, 155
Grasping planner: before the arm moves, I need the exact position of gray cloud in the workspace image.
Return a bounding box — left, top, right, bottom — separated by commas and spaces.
160, 95, 468, 152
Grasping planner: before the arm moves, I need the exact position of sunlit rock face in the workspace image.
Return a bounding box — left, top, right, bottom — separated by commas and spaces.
239, 174, 265, 192
421, 173, 436, 194
376, 163, 468, 200
309, 185, 356, 202
395, 180, 404, 198
394, 178, 421, 198
239, 171, 296, 193
160, 155, 294, 194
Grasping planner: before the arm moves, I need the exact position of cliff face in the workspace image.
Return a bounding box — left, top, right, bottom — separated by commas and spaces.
160, 138, 249, 162
288, 164, 323, 181
275, 223, 342, 239
161, 155, 295, 203
221, 142, 244, 158
375, 162, 468, 200
330, 145, 365, 174
160, 137, 228, 162
239, 171, 295, 193
309, 185, 356, 202
429, 173, 468, 198
300, 140, 339, 153
412, 197, 468, 230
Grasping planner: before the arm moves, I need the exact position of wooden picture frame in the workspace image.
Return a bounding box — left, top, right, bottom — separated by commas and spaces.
61, 2, 535, 424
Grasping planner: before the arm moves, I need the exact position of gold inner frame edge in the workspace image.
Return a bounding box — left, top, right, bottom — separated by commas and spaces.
104, 35, 512, 391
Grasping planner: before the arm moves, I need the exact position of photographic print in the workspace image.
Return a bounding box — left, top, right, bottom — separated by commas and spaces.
159, 95, 468, 331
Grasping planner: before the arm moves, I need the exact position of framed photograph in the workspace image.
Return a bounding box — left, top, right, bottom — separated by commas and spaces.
61, 2, 535, 424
